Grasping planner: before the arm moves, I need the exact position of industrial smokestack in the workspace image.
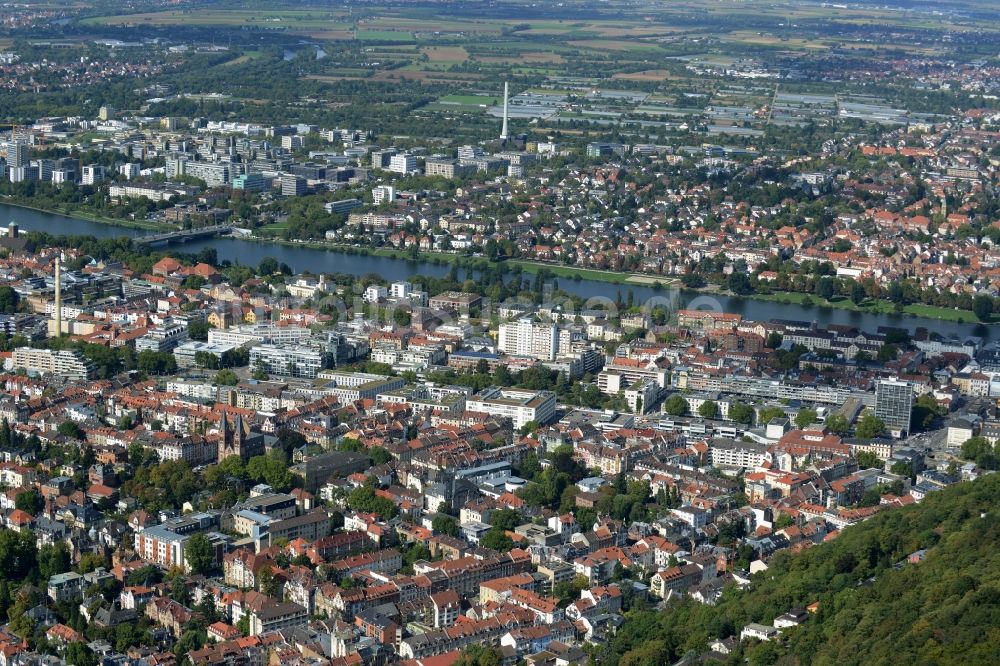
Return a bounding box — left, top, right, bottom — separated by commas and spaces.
54, 257, 61, 337
500, 81, 509, 141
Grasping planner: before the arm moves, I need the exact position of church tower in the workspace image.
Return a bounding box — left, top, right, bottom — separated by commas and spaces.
217, 412, 264, 462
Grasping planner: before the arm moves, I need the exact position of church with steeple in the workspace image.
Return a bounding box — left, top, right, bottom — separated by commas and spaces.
217, 411, 265, 463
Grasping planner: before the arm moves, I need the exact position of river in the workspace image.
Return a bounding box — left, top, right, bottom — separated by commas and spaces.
2, 203, 994, 341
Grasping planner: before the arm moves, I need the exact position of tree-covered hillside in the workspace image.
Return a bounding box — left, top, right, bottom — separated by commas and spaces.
599, 474, 1000, 666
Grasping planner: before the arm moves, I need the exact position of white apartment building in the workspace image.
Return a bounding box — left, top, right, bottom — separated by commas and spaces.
4, 142, 28, 168
118, 163, 141, 179
465, 388, 557, 430
388, 153, 417, 174
81, 165, 105, 185
166, 379, 219, 402
498, 318, 559, 361
109, 183, 179, 203
10, 347, 94, 381
625, 377, 662, 414
136, 324, 189, 353
185, 161, 231, 187
208, 324, 312, 347
709, 439, 768, 469
372, 184, 396, 204
249, 344, 329, 378
173, 341, 240, 368
390, 281, 412, 299
364, 285, 388, 303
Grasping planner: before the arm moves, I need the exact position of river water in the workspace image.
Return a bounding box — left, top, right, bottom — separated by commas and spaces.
2, 203, 993, 340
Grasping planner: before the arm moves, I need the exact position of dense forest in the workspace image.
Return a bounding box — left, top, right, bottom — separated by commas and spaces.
597, 474, 1000, 666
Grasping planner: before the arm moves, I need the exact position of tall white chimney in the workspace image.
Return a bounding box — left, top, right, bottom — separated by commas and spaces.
54, 257, 61, 337
500, 81, 509, 141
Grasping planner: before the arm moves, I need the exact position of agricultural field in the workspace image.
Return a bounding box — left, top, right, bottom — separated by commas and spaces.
215, 51, 267, 68
421, 46, 469, 63
362, 17, 504, 34
82, 8, 349, 29
568, 39, 664, 52
476, 52, 565, 65
438, 94, 502, 106
22, 0, 997, 150
613, 69, 680, 82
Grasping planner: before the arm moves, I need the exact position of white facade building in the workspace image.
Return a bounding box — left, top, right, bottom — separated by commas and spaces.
498, 318, 558, 361
465, 388, 557, 430
388, 154, 416, 174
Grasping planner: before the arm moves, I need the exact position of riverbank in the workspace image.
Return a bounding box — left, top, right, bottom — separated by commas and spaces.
251, 235, 680, 287
0, 198, 163, 231
755, 290, 986, 325
263, 238, 985, 322
1, 203, 988, 338
0, 202, 986, 326
243, 237, 993, 324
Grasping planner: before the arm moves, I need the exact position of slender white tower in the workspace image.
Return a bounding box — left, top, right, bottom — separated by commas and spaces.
500, 81, 509, 141
54, 257, 61, 337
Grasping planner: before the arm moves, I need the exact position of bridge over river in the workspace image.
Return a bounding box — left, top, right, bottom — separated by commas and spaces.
132, 225, 232, 247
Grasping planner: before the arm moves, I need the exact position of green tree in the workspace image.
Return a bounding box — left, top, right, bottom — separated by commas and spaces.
757, 406, 787, 425
889, 460, 913, 477
850, 281, 866, 305
246, 450, 294, 492
0, 286, 19, 314
795, 409, 818, 429
826, 413, 850, 436
137, 349, 177, 375
480, 527, 514, 552
170, 575, 191, 605
126, 565, 162, 587
14, 489, 41, 515
0, 529, 36, 581
729, 402, 754, 425
187, 318, 211, 341
258, 257, 280, 276
664, 394, 688, 416
77, 551, 106, 574
774, 514, 795, 530
911, 394, 944, 432
697, 401, 719, 419
518, 452, 542, 480
346, 483, 398, 521
855, 451, 881, 470
66, 642, 99, 666
877, 343, 898, 362
490, 508, 523, 532
369, 446, 393, 466
57, 420, 84, 439
816, 277, 836, 301
855, 412, 886, 439
432, 514, 459, 537
728, 272, 754, 295
184, 533, 215, 575
973, 295, 993, 322
215, 369, 239, 386
454, 644, 502, 666
519, 420, 541, 436
258, 565, 279, 598
960, 436, 998, 470
38, 542, 71, 581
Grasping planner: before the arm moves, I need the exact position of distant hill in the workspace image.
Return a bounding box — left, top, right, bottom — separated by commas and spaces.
599, 474, 1000, 666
